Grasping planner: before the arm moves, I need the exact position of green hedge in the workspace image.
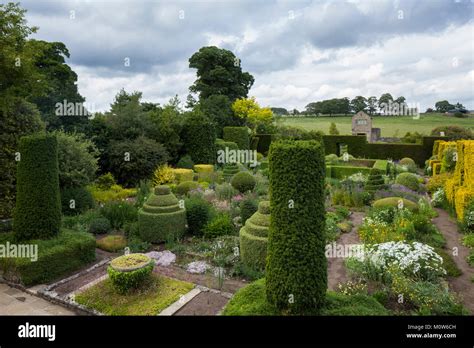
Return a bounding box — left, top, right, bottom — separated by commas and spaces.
322, 135, 445, 165
0, 230, 96, 286
223, 127, 250, 150
327, 165, 372, 179
14, 134, 61, 241
138, 186, 186, 242
266, 140, 327, 314
181, 115, 216, 164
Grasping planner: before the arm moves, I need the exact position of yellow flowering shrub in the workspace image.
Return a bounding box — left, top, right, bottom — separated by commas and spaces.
173, 168, 194, 183
89, 184, 137, 204
152, 164, 175, 186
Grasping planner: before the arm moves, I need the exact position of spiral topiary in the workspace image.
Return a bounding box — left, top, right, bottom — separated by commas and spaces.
138, 185, 186, 242
223, 163, 239, 180
239, 201, 270, 271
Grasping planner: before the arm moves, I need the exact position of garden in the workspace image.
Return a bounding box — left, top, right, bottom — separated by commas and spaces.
1, 2, 473, 317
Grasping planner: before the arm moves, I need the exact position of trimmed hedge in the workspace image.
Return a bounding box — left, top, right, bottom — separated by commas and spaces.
172, 168, 194, 183
223, 127, 250, 150
239, 201, 270, 271
365, 169, 386, 192
185, 196, 212, 236
266, 140, 327, 314
108, 254, 154, 294
322, 135, 445, 165
223, 163, 239, 180
14, 134, 62, 241
395, 172, 420, 191
175, 181, 200, 195
327, 165, 372, 179
138, 185, 186, 242
0, 230, 96, 286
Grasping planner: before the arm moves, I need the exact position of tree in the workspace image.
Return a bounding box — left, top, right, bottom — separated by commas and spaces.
188, 46, 254, 101
378, 93, 393, 109
232, 97, 273, 131
26, 40, 87, 132
53, 130, 99, 188
455, 102, 467, 112
431, 126, 473, 140
329, 122, 339, 135
367, 96, 378, 115
270, 107, 289, 115
180, 110, 216, 164
198, 94, 240, 138
350, 96, 367, 113
435, 100, 455, 113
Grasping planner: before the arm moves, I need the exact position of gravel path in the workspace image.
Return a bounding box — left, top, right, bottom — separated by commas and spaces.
433, 208, 474, 314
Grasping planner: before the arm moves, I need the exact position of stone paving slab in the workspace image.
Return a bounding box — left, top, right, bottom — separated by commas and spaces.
0, 283, 75, 315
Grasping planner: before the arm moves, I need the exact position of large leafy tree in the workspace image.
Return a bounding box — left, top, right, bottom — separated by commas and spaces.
27, 40, 87, 132
350, 96, 367, 113
435, 100, 455, 113
188, 46, 254, 101
367, 96, 378, 115
378, 93, 393, 109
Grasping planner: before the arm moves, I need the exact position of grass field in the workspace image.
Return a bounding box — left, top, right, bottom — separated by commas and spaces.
280, 113, 474, 137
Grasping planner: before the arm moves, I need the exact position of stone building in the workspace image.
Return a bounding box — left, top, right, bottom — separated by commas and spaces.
351, 111, 380, 142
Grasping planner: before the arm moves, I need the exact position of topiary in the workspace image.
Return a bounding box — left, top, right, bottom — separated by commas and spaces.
223, 163, 239, 181
175, 181, 200, 196
239, 201, 270, 271
107, 253, 154, 294
399, 157, 415, 166
95, 173, 116, 190
185, 196, 212, 236
60, 186, 95, 216
372, 197, 418, 212
138, 185, 186, 242
240, 197, 258, 224
266, 140, 327, 314
176, 155, 194, 169
181, 113, 216, 164
193, 164, 214, 173
203, 214, 234, 239
88, 217, 112, 234
365, 169, 386, 192
14, 133, 61, 241
395, 172, 420, 191
231, 172, 256, 193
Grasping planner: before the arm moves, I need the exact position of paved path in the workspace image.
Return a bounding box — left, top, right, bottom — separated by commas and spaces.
327, 211, 364, 290
433, 208, 474, 314
0, 283, 75, 315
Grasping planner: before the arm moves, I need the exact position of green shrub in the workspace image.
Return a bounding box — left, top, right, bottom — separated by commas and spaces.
328, 165, 372, 179
176, 155, 194, 169
203, 214, 234, 238
0, 230, 96, 286
231, 172, 256, 193
175, 181, 200, 196
223, 163, 240, 180
138, 185, 186, 242
96, 235, 127, 252
372, 197, 418, 212
185, 196, 212, 236
399, 157, 415, 166
266, 140, 327, 314
240, 197, 258, 224
89, 217, 112, 234
60, 186, 95, 215
365, 169, 386, 192
95, 173, 116, 190
100, 202, 138, 229
322, 291, 389, 315
223, 127, 250, 150
239, 201, 270, 271
216, 139, 239, 164
216, 183, 238, 200
107, 254, 154, 294
395, 172, 420, 191
256, 134, 273, 156
14, 134, 61, 241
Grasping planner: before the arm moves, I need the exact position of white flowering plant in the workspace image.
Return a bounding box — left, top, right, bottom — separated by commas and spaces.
349, 241, 446, 282
431, 188, 446, 208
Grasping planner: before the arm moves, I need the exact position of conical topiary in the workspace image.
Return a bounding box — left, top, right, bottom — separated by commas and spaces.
138, 185, 186, 242
223, 163, 239, 181
239, 201, 270, 271
365, 168, 386, 192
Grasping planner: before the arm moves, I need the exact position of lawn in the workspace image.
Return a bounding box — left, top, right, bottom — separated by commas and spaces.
75, 274, 194, 315
280, 113, 474, 137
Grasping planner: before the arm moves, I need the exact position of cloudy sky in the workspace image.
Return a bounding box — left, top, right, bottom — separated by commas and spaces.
21, 0, 474, 112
